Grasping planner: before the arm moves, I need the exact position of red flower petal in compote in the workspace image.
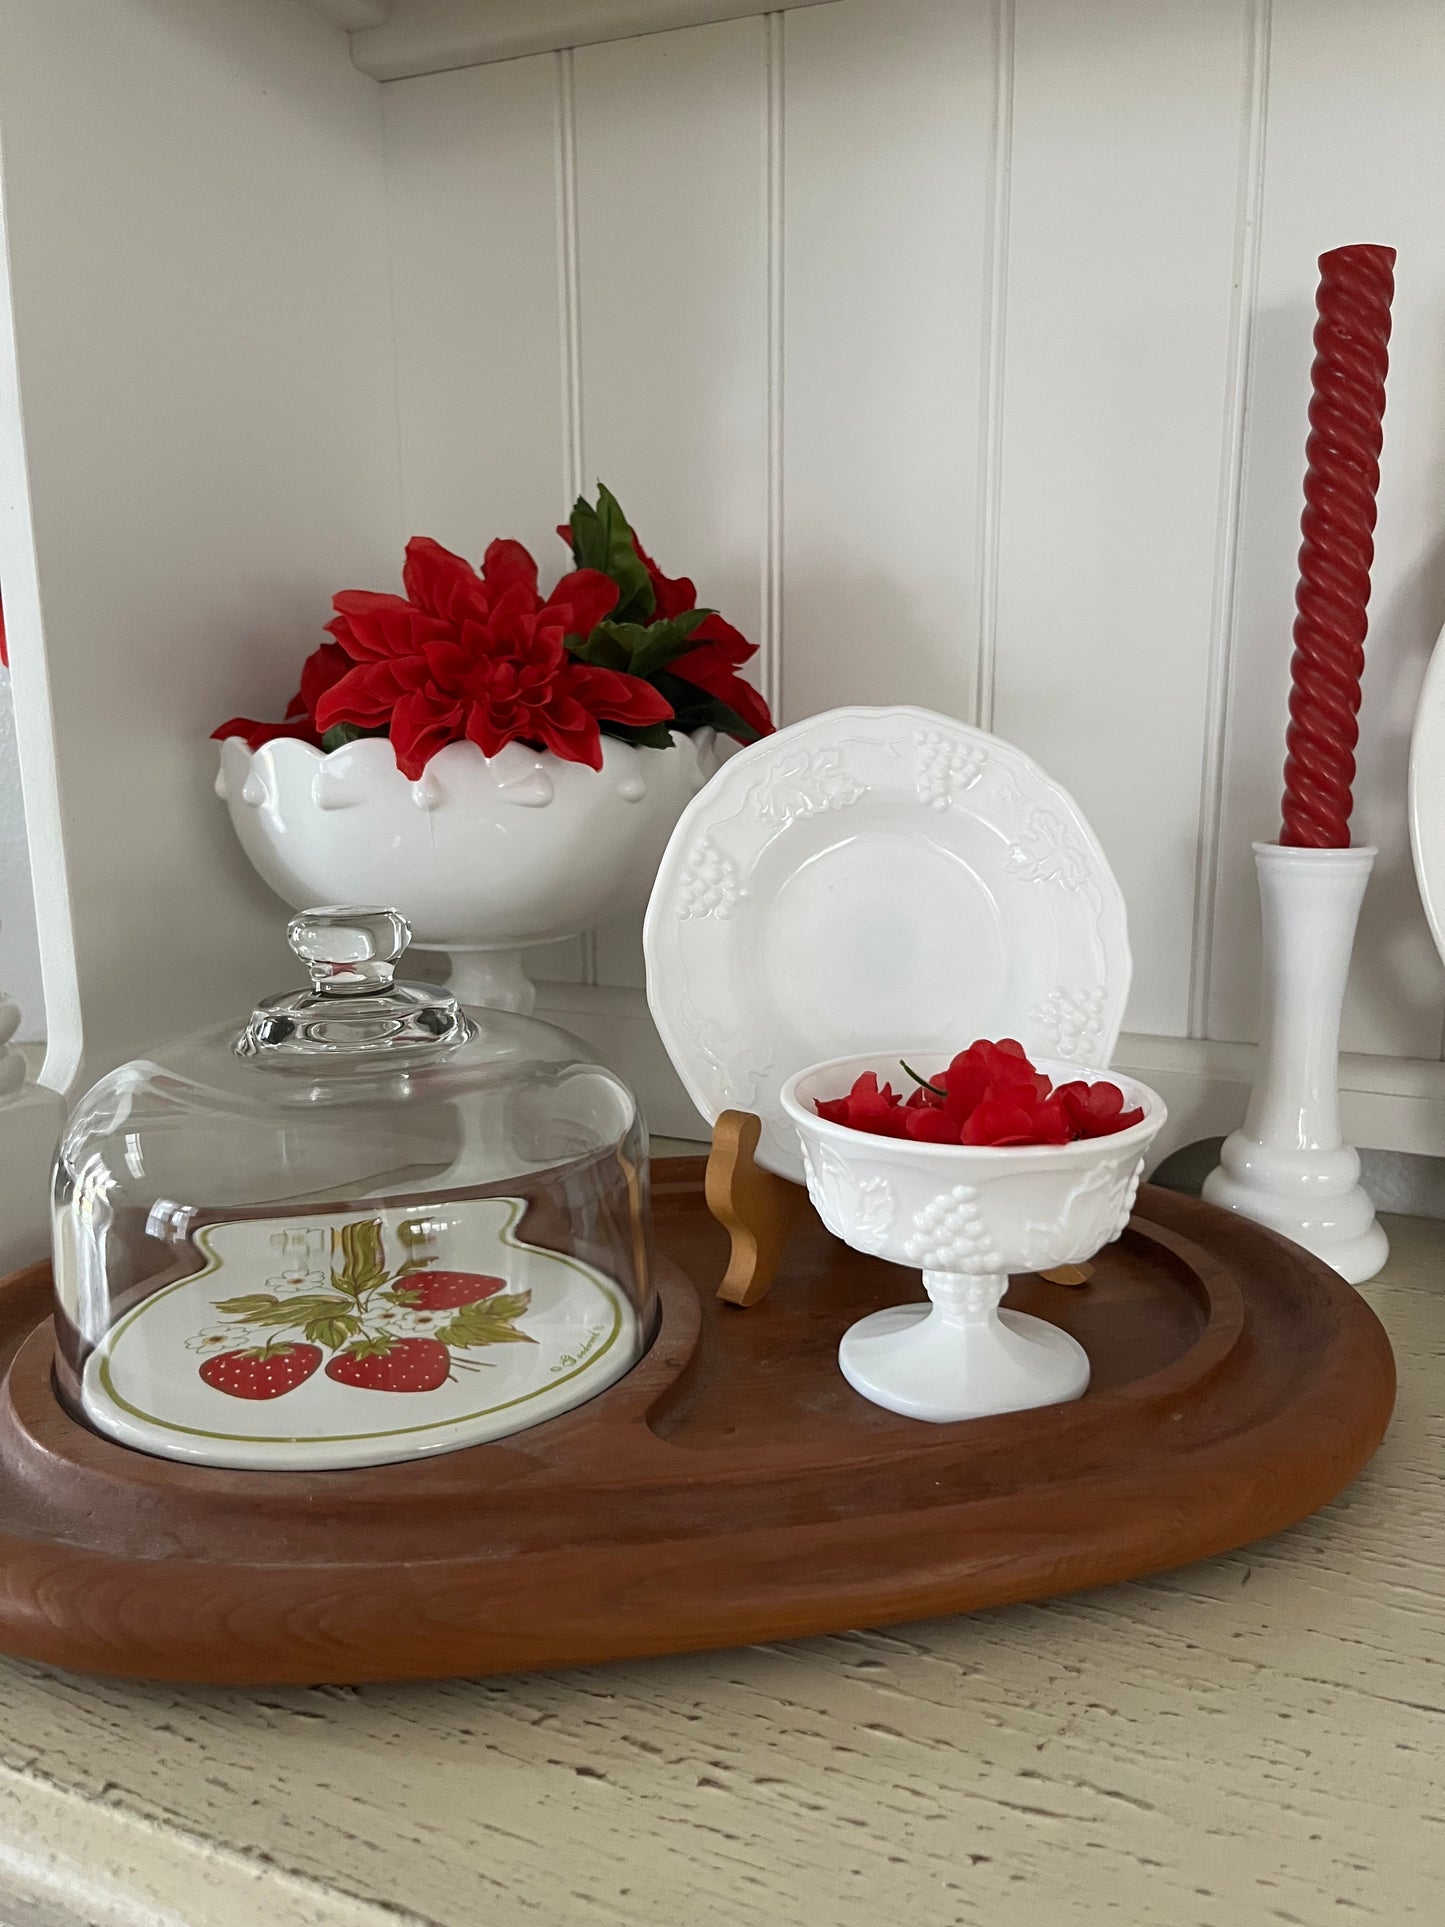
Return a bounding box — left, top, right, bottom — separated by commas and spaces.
936, 1037, 1050, 1127
815, 1073, 911, 1138
960, 1092, 1072, 1147
905, 1106, 962, 1143
851, 1075, 913, 1138
1056, 1080, 1145, 1139
816, 1043, 1145, 1147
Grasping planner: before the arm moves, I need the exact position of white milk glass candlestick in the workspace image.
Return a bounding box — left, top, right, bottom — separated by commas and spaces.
1203, 842, 1387, 1284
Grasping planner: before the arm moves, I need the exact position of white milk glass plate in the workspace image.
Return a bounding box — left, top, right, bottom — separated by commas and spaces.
643, 706, 1132, 1182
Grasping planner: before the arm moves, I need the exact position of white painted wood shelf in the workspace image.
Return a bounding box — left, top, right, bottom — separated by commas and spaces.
0, 1208, 1433, 1926
330, 1, 841, 80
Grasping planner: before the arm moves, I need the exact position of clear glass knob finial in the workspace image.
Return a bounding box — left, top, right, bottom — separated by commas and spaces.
288, 907, 411, 997
238, 905, 470, 1061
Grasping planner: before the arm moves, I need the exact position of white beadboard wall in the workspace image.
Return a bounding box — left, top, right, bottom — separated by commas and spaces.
378, 0, 1445, 1127
4, 0, 1445, 1168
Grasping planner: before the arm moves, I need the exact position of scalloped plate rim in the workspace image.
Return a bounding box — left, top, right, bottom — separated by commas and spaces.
643, 705, 1133, 1182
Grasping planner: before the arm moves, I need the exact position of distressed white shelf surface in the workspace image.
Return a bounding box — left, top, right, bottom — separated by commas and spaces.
0, 1210, 1436, 1927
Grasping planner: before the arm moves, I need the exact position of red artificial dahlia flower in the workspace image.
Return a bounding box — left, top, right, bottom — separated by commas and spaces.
314, 537, 673, 778
218, 489, 768, 769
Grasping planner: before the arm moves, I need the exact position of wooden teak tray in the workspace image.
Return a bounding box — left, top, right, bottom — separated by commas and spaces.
0, 1160, 1394, 1684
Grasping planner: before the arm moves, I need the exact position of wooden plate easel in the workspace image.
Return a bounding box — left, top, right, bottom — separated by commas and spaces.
0, 1152, 1395, 1685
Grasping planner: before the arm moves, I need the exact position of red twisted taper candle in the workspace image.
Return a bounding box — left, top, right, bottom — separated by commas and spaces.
1279, 243, 1395, 847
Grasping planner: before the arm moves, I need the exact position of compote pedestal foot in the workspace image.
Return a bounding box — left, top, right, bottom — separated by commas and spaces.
838, 1268, 1090, 1423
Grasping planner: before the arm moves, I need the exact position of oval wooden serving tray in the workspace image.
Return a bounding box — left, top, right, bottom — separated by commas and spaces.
0, 1162, 1394, 1684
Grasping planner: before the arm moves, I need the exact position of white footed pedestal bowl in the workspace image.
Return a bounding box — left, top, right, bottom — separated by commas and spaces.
217, 731, 717, 1011
781, 1054, 1167, 1424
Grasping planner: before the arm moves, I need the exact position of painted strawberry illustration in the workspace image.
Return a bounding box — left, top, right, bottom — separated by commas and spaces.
197, 1218, 533, 1407
397, 1270, 507, 1311
199, 1342, 322, 1401
324, 1335, 451, 1393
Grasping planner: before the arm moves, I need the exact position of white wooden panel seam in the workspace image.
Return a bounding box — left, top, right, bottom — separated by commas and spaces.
552, 45, 598, 986
995, 0, 1252, 1039
763, 9, 785, 720
554, 49, 586, 510
778, 0, 991, 725
574, 14, 770, 989
1188, 0, 1274, 1041
973, 0, 1015, 735
381, 53, 587, 987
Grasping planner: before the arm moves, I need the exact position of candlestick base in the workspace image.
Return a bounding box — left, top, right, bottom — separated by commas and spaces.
1202, 843, 1387, 1285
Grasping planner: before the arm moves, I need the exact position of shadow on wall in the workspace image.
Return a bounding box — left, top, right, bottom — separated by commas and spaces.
1156, 1135, 1445, 1222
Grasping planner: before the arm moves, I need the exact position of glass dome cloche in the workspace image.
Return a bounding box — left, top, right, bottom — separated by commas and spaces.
51, 907, 653, 1470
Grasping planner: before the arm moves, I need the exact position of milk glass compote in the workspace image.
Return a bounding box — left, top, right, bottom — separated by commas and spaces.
781, 1054, 1166, 1423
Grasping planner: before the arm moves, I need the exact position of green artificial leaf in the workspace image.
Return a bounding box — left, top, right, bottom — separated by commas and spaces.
627, 610, 709, 680
305, 1311, 362, 1350
393, 1256, 438, 1278
384, 1286, 421, 1308
575, 609, 708, 684
395, 1220, 432, 1248
436, 1291, 535, 1350
565, 623, 634, 672
566, 483, 655, 624
320, 722, 386, 751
